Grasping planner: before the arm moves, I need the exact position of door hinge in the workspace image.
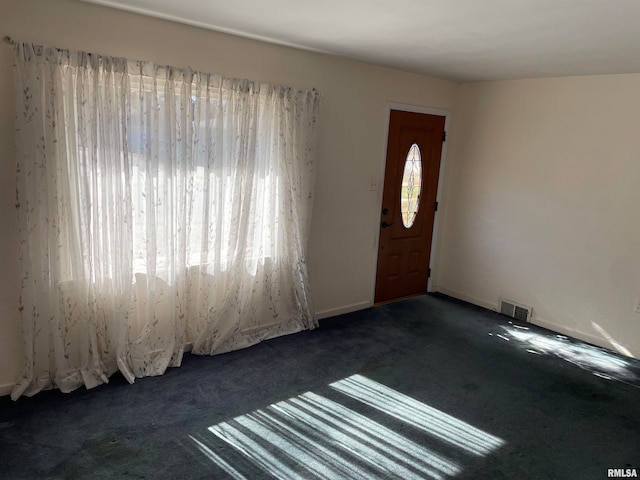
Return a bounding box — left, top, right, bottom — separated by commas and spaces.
428, 268, 432, 278
435, 201, 438, 212
442, 131, 447, 142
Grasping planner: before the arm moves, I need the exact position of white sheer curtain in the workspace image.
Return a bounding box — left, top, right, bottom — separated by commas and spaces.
11, 42, 320, 400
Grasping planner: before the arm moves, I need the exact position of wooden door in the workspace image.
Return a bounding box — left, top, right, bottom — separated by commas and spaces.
374, 110, 446, 303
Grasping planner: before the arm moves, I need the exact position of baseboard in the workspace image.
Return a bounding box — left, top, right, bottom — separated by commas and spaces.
0, 383, 14, 397
433, 286, 499, 312
316, 301, 371, 320
3, 293, 634, 399
530, 316, 603, 347
434, 286, 640, 359
530, 316, 639, 358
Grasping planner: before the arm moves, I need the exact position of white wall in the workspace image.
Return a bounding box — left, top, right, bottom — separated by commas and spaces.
437, 75, 640, 358
0, 0, 458, 393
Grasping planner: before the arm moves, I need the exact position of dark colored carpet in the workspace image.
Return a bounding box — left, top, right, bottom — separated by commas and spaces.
1, 293, 639, 480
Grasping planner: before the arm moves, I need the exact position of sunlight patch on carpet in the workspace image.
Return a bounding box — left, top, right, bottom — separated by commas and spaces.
329, 374, 504, 456
192, 375, 505, 479
499, 324, 639, 386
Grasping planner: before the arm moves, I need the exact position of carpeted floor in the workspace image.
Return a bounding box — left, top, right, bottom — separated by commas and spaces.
1, 293, 638, 479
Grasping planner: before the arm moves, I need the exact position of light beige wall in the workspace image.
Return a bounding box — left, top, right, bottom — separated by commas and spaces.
0, 0, 458, 392
0, 32, 23, 396
437, 75, 640, 357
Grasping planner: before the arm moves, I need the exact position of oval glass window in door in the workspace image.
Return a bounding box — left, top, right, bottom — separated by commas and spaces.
401, 143, 422, 228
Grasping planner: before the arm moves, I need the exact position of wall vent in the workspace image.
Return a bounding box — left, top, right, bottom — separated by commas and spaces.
499, 298, 533, 322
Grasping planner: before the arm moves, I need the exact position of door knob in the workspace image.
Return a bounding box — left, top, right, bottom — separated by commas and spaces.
381, 221, 394, 228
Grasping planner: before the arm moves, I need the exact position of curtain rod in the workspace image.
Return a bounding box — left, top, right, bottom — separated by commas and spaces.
1, 36, 318, 92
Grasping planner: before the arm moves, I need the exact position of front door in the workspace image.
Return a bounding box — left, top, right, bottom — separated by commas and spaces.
374, 110, 446, 303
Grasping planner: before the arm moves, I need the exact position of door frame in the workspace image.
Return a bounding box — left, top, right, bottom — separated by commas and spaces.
369, 103, 451, 304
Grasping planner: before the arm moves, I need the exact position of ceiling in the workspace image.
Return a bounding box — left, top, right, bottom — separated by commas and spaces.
81, 0, 640, 83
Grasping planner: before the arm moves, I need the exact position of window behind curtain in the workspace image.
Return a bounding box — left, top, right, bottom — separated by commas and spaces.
12, 42, 320, 399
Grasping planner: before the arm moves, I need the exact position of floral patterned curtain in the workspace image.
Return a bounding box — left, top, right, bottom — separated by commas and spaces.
11, 42, 321, 399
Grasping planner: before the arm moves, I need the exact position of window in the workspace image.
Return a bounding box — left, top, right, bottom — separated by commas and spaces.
12, 42, 321, 398
400, 143, 422, 228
